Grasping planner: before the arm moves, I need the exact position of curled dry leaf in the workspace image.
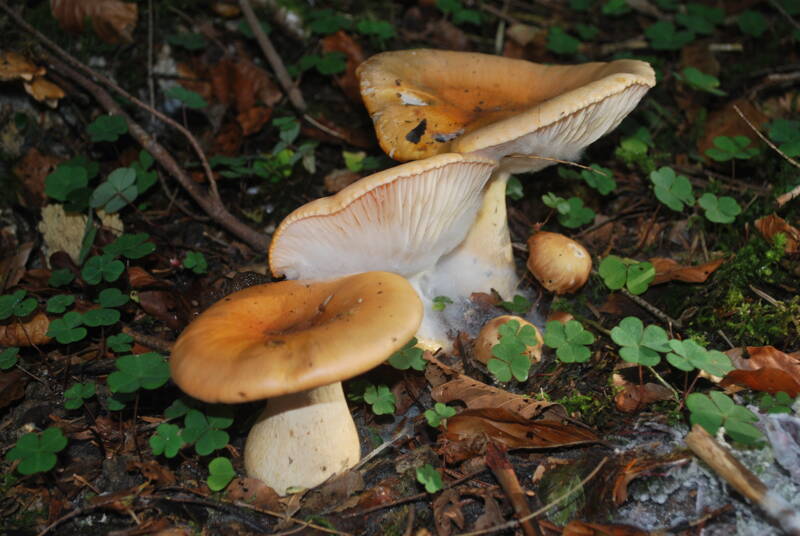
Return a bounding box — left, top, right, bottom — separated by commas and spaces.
755, 215, 799, 254
51, 0, 139, 44
0, 312, 52, 346
424, 353, 557, 420
226, 477, 282, 511
12, 149, 62, 208
721, 346, 800, 397
613, 383, 674, 413
321, 31, 366, 103
649, 257, 725, 285
0, 51, 45, 81
24, 77, 65, 108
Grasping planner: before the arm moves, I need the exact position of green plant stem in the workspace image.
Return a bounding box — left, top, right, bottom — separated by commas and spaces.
646, 366, 681, 403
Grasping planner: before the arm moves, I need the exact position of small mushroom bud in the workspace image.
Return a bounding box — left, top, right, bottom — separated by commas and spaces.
527, 232, 592, 295
473, 315, 543, 365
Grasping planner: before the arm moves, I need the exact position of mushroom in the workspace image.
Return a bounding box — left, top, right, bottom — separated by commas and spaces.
170, 271, 423, 494
358, 49, 656, 298
526, 231, 592, 295
269, 153, 497, 349
473, 315, 543, 365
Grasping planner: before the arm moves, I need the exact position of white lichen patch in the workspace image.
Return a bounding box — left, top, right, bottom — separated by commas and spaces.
39, 204, 123, 265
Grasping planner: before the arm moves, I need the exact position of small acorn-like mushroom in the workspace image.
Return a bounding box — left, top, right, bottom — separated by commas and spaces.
473, 315, 543, 365
527, 232, 592, 295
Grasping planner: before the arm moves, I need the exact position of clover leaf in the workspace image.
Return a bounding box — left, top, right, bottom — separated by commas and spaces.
5, 427, 68, 475
768, 119, 800, 157
598, 256, 655, 295
686, 391, 762, 444
547, 27, 581, 55
737, 10, 767, 37
645, 21, 694, 50
181, 409, 233, 456
542, 194, 595, 228
666, 339, 733, 377
104, 233, 156, 260
758, 392, 795, 414
677, 67, 725, 96
487, 319, 540, 382
46, 311, 87, 344
499, 294, 532, 314
46, 294, 75, 314
0, 347, 19, 369
650, 166, 694, 211
543, 320, 594, 363
363, 384, 396, 415
107, 353, 170, 393
82, 308, 120, 327
64, 381, 96, 410
416, 463, 444, 493
698, 193, 741, 224
432, 295, 453, 311
90, 167, 138, 213
166, 86, 208, 109
425, 402, 457, 428
150, 423, 185, 458
49, 268, 75, 288
705, 136, 759, 162
164, 397, 193, 420
207, 457, 236, 491
0, 290, 37, 320
97, 288, 129, 308
81, 254, 125, 284
183, 251, 208, 274
107, 333, 133, 353
611, 317, 670, 366
45, 164, 88, 202
88, 114, 128, 143
580, 164, 616, 195
388, 338, 426, 371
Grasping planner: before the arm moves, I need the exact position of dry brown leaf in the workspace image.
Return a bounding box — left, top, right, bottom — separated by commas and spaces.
233, 59, 281, 113
226, 477, 282, 511
563, 520, 649, 536
443, 408, 598, 450
12, 148, 62, 208
613, 382, 674, 413
302, 470, 364, 514
51, 0, 139, 44
0, 242, 34, 292
0, 51, 45, 81
425, 354, 557, 419
754, 214, 800, 254
321, 31, 365, 103
23, 77, 65, 108
0, 313, 52, 346
697, 99, 767, 157
722, 346, 800, 396
433, 489, 465, 536
323, 169, 361, 193
236, 106, 272, 136
128, 459, 176, 486
649, 257, 725, 285
0, 369, 28, 409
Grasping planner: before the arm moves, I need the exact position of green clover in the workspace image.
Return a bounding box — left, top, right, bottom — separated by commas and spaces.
363, 384, 396, 415
543, 320, 595, 363
64, 381, 96, 410
416, 463, 444, 493
5, 427, 68, 475
650, 167, 694, 212
107, 353, 170, 393
425, 403, 457, 428
181, 409, 233, 456
207, 457, 236, 491
388, 338, 426, 371
150, 423, 185, 458
686, 391, 761, 444
610, 317, 670, 366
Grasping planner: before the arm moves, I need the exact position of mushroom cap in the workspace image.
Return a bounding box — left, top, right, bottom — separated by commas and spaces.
170, 271, 423, 404
527, 231, 592, 295
269, 152, 497, 280
357, 49, 655, 168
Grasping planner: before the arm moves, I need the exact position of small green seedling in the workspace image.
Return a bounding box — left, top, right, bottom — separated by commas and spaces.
104, 233, 156, 260
705, 136, 759, 162
499, 295, 532, 314
49, 268, 75, 288
107, 353, 170, 393
758, 392, 795, 414
5, 427, 68, 475
487, 319, 540, 382
150, 423, 185, 458
686, 391, 762, 444
207, 457, 236, 491
610, 317, 670, 366
81, 254, 125, 284
425, 403, 456, 428
542, 193, 595, 228
107, 333, 134, 353
666, 339, 733, 377
388, 338, 426, 371
547, 27, 581, 55
181, 408, 233, 456
363, 384, 396, 415
64, 382, 96, 410
432, 296, 453, 312
0, 290, 37, 320
698, 193, 741, 224
416, 463, 444, 493
183, 251, 208, 274
90, 167, 138, 213
737, 10, 768, 37
644, 21, 694, 50
0, 347, 19, 370
650, 167, 694, 212
598, 255, 655, 295
88, 114, 128, 143
46, 311, 87, 344
46, 294, 75, 314
543, 320, 595, 363
166, 86, 208, 109
677, 67, 725, 96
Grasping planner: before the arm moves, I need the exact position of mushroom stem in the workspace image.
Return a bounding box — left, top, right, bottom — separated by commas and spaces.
244, 382, 361, 495
434, 170, 519, 300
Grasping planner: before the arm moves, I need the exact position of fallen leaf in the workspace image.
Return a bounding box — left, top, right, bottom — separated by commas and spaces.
613, 382, 674, 413
302, 470, 364, 514
754, 215, 800, 254
0, 312, 52, 346
433, 489, 465, 536
211, 2, 240, 17
721, 346, 800, 396
0, 241, 34, 291
137, 290, 182, 330
351, 476, 405, 511
128, 459, 176, 486
127, 266, 170, 289
323, 169, 361, 193
697, 99, 767, 157
425, 354, 558, 420
0, 51, 45, 81
23, 77, 65, 108
649, 257, 725, 285
51, 0, 139, 44
0, 369, 28, 408
236, 106, 272, 136
12, 148, 61, 208
563, 520, 649, 535
472, 489, 504, 531
210, 122, 243, 157
321, 31, 365, 103
233, 59, 281, 113
226, 477, 282, 511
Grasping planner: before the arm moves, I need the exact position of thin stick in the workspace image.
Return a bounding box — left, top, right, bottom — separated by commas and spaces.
238, 0, 306, 112
620, 287, 683, 329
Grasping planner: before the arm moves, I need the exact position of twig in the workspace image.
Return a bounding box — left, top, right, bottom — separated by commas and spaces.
768, 0, 800, 31
121, 326, 175, 354
238, 0, 306, 112
646, 366, 680, 403
485, 442, 540, 536
455, 457, 609, 536
731, 104, 800, 207
620, 288, 683, 329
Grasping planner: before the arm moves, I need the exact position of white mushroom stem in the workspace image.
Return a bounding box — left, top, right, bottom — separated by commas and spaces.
244, 382, 360, 495
434, 170, 518, 301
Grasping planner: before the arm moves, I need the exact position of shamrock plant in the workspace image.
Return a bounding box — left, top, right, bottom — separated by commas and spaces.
363, 384, 396, 416
500, 295, 532, 315
698, 193, 742, 224
650, 167, 694, 212
542, 193, 595, 228
107, 353, 170, 394
543, 320, 595, 363
558, 164, 616, 195
181, 408, 234, 456
598, 255, 655, 295
676, 67, 725, 96
425, 403, 456, 428
150, 423, 185, 458
686, 391, 761, 444
207, 457, 236, 491
0, 290, 37, 320
705, 136, 759, 162
64, 382, 96, 410
487, 319, 540, 382
666, 339, 733, 377
0, 347, 19, 369
758, 392, 796, 414
610, 317, 670, 366
388, 338, 426, 371
416, 463, 444, 493
5, 427, 68, 475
